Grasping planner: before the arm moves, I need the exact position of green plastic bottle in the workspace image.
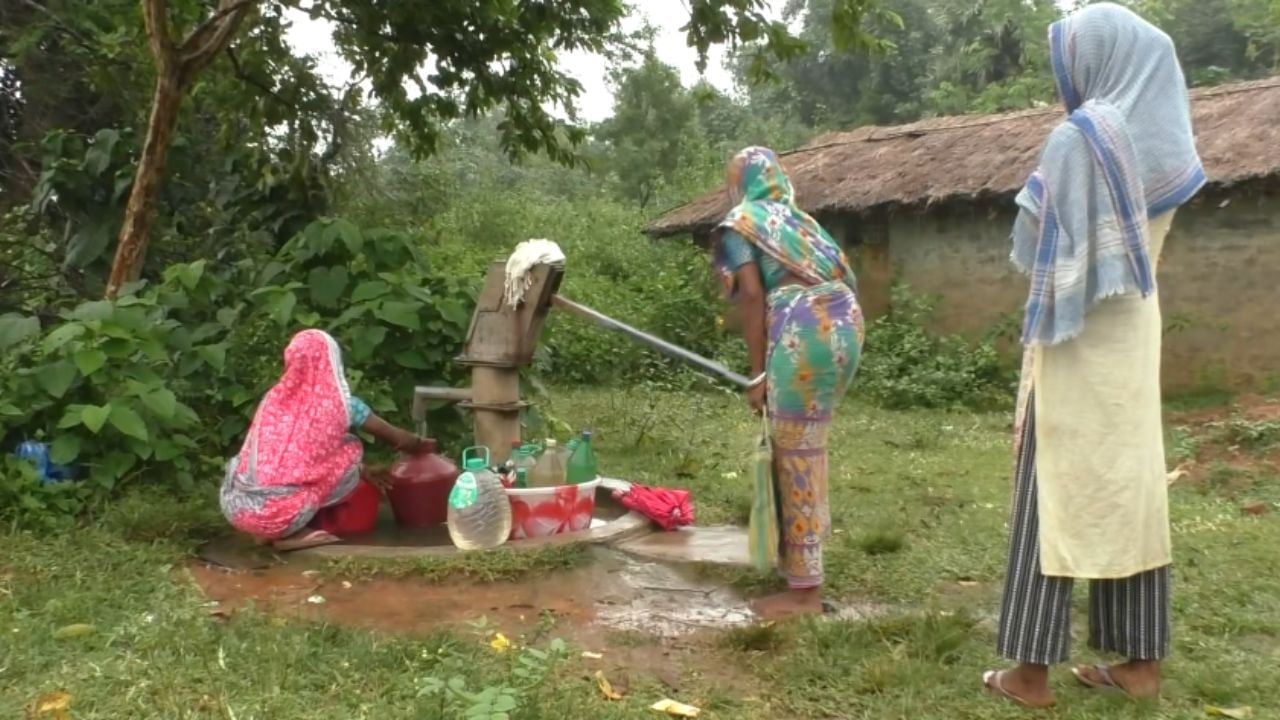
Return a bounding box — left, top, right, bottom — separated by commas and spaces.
566, 430, 598, 484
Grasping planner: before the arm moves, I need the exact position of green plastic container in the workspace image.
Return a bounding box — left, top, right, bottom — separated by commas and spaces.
566, 431, 598, 485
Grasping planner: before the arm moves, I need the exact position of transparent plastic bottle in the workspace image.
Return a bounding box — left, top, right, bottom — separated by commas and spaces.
446, 447, 513, 550
511, 443, 539, 489
528, 439, 567, 488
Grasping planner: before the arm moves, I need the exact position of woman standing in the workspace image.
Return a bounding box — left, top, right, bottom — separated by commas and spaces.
220, 329, 425, 551
984, 4, 1204, 708
713, 147, 864, 619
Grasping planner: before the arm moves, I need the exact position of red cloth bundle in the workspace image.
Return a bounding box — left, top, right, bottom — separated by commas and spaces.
612, 483, 694, 531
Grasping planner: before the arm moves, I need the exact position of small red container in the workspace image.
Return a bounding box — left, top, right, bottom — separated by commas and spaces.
312, 480, 381, 536
386, 439, 458, 528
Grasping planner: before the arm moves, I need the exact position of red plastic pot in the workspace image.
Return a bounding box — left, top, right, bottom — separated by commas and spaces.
312, 479, 380, 536
386, 440, 458, 528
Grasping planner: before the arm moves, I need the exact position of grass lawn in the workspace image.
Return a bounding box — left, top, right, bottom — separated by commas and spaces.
3, 386, 1278, 719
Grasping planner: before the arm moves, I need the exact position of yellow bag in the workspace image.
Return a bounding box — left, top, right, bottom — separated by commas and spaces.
748, 415, 778, 572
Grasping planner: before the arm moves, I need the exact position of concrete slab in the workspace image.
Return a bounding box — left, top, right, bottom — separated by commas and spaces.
615, 525, 751, 567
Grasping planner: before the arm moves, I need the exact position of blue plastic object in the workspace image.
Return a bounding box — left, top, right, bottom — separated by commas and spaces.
14, 441, 73, 484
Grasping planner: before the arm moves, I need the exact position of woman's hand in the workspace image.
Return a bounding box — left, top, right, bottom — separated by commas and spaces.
364, 464, 394, 491
746, 382, 767, 415
393, 431, 429, 455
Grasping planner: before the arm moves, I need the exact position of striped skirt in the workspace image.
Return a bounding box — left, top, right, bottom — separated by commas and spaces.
997, 391, 1172, 665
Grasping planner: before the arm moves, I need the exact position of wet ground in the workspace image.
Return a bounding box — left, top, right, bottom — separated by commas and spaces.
190, 546, 755, 640
189, 543, 768, 695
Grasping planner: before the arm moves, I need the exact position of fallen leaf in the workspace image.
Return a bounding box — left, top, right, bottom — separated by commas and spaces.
1206, 706, 1253, 719
207, 607, 232, 622
596, 671, 624, 701
489, 633, 511, 653
32, 690, 71, 719
651, 698, 701, 717
53, 624, 95, 640
306, 595, 325, 605
581, 651, 604, 660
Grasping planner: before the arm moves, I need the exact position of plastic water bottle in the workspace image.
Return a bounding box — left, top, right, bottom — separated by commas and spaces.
528, 439, 568, 488
508, 441, 539, 489
446, 447, 513, 550
14, 441, 71, 484
567, 431, 598, 484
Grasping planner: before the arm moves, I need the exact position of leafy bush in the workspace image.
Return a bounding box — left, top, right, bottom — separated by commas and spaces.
0, 217, 478, 528
0, 271, 231, 526
857, 285, 1014, 410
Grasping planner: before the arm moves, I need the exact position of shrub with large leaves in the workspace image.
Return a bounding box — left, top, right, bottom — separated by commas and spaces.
1, 217, 479, 527
0, 271, 229, 524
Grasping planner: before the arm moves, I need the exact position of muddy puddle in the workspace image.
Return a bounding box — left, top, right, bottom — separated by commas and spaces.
189, 546, 754, 640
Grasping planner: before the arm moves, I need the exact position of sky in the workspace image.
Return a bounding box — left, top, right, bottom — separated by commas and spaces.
284, 0, 756, 123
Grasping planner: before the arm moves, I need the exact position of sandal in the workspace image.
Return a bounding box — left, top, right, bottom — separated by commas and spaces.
273, 529, 340, 552
983, 670, 1055, 709
1072, 664, 1158, 699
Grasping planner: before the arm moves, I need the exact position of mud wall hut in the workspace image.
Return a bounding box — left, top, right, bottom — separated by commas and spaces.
646, 79, 1280, 392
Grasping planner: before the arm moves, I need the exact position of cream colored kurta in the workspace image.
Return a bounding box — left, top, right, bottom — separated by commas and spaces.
1028, 212, 1175, 579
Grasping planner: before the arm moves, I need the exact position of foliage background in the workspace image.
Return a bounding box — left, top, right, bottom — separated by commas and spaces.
2, 0, 1276, 523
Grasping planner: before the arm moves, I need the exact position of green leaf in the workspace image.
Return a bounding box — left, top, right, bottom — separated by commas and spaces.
37, 361, 77, 398
326, 218, 364, 255
58, 405, 88, 429
142, 388, 177, 419
81, 405, 111, 433
49, 434, 81, 464
393, 350, 432, 370
346, 326, 387, 362
197, 343, 227, 371
70, 300, 114, 321
0, 402, 22, 417
72, 348, 107, 377
83, 128, 120, 176
308, 266, 350, 308
102, 451, 137, 480
127, 437, 154, 460
174, 260, 206, 290
108, 403, 148, 441
436, 298, 470, 327
350, 281, 391, 303
374, 300, 422, 330
41, 322, 86, 352
267, 291, 298, 326
153, 439, 180, 462
0, 314, 40, 350
216, 307, 240, 327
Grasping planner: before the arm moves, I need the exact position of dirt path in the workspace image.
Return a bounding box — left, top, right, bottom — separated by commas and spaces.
188, 546, 760, 695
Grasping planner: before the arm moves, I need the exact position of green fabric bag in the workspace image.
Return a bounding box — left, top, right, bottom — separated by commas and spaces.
748, 415, 778, 573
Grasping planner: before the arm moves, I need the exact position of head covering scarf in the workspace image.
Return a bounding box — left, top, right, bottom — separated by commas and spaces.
224, 329, 363, 538
1012, 3, 1204, 346
715, 146, 858, 296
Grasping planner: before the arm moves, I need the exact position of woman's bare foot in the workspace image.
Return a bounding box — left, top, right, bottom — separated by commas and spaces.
983, 664, 1054, 708
1073, 660, 1161, 699
273, 529, 340, 552
750, 588, 824, 621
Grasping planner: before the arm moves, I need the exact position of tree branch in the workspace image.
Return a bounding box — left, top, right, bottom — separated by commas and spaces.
224, 47, 288, 105
142, 0, 178, 73
180, 0, 257, 79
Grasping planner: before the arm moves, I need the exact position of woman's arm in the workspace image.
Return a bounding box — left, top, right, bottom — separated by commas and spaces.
734, 263, 768, 414
361, 413, 423, 453
735, 262, 767, 379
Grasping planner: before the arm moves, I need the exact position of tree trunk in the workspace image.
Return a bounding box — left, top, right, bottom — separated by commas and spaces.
103, 0, 254, 299
104, 71, 182, 298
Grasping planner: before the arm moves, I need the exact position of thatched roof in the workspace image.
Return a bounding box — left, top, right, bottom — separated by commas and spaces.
646, 78, 1280, 237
